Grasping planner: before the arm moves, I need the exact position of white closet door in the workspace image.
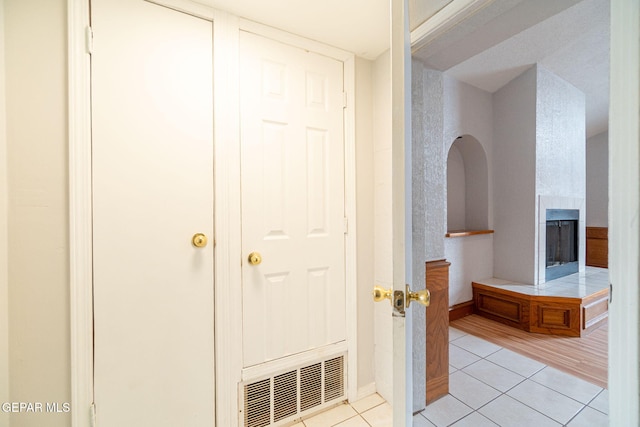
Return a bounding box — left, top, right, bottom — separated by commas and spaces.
239, 31, 346, 368
91, 1, 214, 425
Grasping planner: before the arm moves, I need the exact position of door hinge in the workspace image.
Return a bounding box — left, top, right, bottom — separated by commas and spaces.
90, 402, 96, 427
343, 217, 348, 234
86, 26, 94, 55
342, 92, 347, 108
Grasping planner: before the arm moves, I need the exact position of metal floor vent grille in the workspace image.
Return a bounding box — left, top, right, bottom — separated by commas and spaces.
242, 355, 345, 427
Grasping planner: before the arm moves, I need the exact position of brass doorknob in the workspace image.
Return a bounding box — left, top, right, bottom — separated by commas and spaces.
192, 233, 208, 248
372, 285, 393, 303
248, 252, 262, 265
406, 285, 430, 308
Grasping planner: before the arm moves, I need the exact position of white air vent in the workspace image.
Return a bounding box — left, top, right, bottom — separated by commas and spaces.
241, 355, 346, 427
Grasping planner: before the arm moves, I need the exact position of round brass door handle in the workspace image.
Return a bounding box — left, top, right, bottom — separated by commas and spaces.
192, 233, 208, 248
248, 252, 262, 265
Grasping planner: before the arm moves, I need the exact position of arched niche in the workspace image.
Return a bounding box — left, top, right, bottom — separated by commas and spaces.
446, 135, 489, 233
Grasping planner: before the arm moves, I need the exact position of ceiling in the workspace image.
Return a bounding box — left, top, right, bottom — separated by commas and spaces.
198, 0, 389, 59
414, 0, 610, 138
198, 0, 609, 138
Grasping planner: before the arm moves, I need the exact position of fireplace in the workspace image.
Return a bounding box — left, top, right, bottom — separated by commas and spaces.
546, 209, 579, 281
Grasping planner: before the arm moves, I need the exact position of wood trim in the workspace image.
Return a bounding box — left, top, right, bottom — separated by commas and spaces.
586, 227, 608, 239
445, 229, 494, 238
425, 260, 450, 405
449, 301, 474, 321
586, 226, 608, 268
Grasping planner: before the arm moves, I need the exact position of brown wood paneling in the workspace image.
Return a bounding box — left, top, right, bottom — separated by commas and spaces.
472, 282, 608, 337
586, 227, 608, 239
425, 259, 450, 405
476, 294, 522, 322
586, 226, 608, 268
451, 314, 608, 388
530, 303, 580, 336
472, 283, 529, 331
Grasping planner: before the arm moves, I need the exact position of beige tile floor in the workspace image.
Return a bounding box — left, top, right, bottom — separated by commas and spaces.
293, 326, 608, 426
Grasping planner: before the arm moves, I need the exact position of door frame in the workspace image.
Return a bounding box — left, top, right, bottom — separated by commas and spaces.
68, 1, 359, 426
410, 0, 639, 423
608, 1, 639, 424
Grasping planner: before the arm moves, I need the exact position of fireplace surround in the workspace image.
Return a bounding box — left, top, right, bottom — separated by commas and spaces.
536, 196, 586, 285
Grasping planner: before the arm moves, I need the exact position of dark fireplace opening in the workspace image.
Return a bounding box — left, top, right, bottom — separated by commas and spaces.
546, 209, 579, 281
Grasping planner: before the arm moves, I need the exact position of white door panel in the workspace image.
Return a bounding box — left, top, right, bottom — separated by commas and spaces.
92, 1, 214, 425
240, 32, 346, 368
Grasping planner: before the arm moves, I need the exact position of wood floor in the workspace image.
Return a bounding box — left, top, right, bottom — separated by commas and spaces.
450, 314, 608, 389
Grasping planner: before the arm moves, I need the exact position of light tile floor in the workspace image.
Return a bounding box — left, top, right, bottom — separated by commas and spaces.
294, 326, 608, 427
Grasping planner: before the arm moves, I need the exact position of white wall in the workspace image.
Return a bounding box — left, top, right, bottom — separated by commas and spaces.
5, 1, 71, 426
586, 131, 609, 227
354, 56, 376, 397
0, 1, 10, 425
493, 66, 538, 284
372, 49, 393, 404
445, 234, 493, 304
446, 145, 465, 230
441, 77, 495, 303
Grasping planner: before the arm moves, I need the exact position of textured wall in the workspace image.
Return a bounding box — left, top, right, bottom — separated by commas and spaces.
535, 65, 586, 199
586, 131, 609, 227
411, 60, 445, 412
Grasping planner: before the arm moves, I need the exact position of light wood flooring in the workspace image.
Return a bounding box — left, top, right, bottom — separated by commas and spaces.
450, 314, 608, 389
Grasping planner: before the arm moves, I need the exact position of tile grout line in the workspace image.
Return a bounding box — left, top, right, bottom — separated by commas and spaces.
428, 335, 606, 427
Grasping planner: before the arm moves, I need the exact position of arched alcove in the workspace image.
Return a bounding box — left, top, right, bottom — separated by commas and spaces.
446, 135, 489, 232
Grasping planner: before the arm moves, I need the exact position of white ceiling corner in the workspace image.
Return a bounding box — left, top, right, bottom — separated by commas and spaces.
202, 0, 390, 60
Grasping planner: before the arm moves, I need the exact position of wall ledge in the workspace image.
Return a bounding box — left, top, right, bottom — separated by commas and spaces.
445, 229, 494, 238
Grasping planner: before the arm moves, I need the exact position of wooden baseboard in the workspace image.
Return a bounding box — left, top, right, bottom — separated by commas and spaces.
449, 301, 474, 321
